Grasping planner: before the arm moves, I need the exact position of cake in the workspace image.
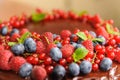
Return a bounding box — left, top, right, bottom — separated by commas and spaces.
0, 9, 120, 80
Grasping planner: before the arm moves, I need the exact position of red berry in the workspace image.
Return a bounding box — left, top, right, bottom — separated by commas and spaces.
36, 41, 46, 54
45, 66, 53, 74
97, 54, 104, 60
114, 35, 120, 44
46, 43, 57, 53
39, 53, 46, 60
86, 51, 94, 58
0, 50, 13, 70
44, 57, 52, 65
61, 44, 74, 58
107, 51, 115, 60
95, 45, 102, 51
108, 38, 116, 46
66, 56, 73, 63
62, 40, 69, 45
59, 58, 67, 66
92, 63, 99, 71
26, 56, 38, 65
9, 56, 26, 72
82, 40, 94, 52
95, 59, 100, 64
60, 30, 71, 39
73, 28, 80, 34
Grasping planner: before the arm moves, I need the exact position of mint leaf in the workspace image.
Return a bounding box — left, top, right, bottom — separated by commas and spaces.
76, 32, 87, 40
32, 13, 46, 22
53, 40, 59, 44
8, 42, 17, 46
92, 38, 104, 42
106, 23, 119, 35
79, 10, 88, 16
18, 32, 31, 44
72, 47, 89, 62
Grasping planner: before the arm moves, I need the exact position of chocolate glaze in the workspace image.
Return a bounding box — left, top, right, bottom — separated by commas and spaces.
0, 19, 120, 80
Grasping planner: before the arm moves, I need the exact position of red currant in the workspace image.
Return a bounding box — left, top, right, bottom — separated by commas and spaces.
46, 66, 54, 74
44, 57, 52, 65
66, 56, 73, 63
39, 53, 46, 60
108, 38, 116, 46
107, 51, 115, 60
59, 58, 67, 66
92, 63, 99, 71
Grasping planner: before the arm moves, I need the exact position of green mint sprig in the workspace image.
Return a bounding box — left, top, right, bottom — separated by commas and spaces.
72, 47, 89, 62
76, 32, 87, 40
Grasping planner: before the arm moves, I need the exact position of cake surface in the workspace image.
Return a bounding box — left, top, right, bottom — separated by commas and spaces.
0, 9, 120, 80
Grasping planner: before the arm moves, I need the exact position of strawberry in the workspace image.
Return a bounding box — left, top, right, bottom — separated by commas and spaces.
82, 40, 94, 52
41, 32, 53, 47
9, 56, 26, 72
0, 50, 14, 70
96, 27, 109, 39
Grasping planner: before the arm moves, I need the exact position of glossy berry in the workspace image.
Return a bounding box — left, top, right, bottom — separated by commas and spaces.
39, 53, 46, 60
108, 38, 116, 46
79, 60, 92, 74
44, 57, 52, 65
11, 44, 25, 55
26, 56, 39, 65
66, 56, 73, 63
92, 63, 98, 71
59, 58, 67, 66
107, 51, 115, 60
10, 28, 19, 36
100, 58, 112, 71
0, 26, 8, 36
50, 47, 62, 61
52, 65, 66, 80
19, 63, 33, 78
24, 38, 36, 53
46, 66, 54, 74
68, 62, 80, 76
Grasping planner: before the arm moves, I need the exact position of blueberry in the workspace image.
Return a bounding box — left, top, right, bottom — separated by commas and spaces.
100, 58, 112, 71
56, 42, 62, 48
76, 44, 84, 49
77, 38, 83, 44
50, 47, 62, 61
11, 44, 25, 55
79, 60, 92, 74
10, 28, 19, 36
89, 31, 96, 38
97, 35, 106, 45
70, 42, 77, 48
0, 27, 8, 36
24, 38, 36, 53
19, 63, 33, 78
52, 65, 66, 80
70, 34, 77, 42
68, 62, 80, 76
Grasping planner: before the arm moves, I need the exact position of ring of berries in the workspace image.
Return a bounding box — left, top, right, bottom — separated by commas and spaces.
0, 9, 120, 80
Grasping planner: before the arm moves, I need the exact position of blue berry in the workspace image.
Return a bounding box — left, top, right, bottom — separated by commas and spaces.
19, 63, 33, 78
11, 44, 25, 55
50, 47, 62, 61
97, 35, 106, 45
70, 34, 77, 42
10, 28, 19, 36
24, 38, 36, 53
100, 58, 112, 71
79, 60, 92, 74
56, 42, 62, 48
0, 27, 8, 36
89, 31, 96, 38
68, 62, 80, 76
52, 65, 66, 80
76, 44, 84, 49
70, 42, 77, 48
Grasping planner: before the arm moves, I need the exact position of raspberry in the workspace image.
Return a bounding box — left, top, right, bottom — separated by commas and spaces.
9, 56, 26, 72
41, 32, 53, 47
0, 50, 13, 70
60, 30, 71, 39
0, 45, 4, 50
96, 27, 109, 39
10, 33, 20, 42
82, 40, 94, 52
46, 43, 57, 53
20, 28, 29, 35
36, 41, 46, 54
31, 66, 47, 80
61, 44, 74, 58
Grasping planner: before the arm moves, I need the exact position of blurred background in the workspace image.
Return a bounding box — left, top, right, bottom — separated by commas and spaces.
0, 0, 120, 27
